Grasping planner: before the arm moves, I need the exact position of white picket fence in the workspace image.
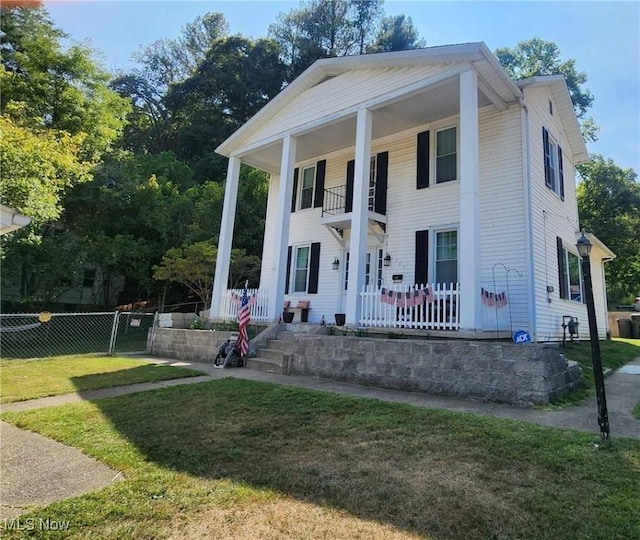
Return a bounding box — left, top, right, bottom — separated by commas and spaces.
220, 288, 270, 322
359, 283, 460, 330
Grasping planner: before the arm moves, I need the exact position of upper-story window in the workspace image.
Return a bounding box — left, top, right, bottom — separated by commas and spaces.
436, 126, 457, 184
299, 165, 316, 210
543, 127, 565, 200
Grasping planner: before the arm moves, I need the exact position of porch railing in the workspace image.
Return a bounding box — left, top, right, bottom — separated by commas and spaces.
220, 288, 270, 322
359, 283, 460, 330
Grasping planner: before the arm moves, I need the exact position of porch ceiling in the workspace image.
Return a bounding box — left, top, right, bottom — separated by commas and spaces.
240, 77, 492, 174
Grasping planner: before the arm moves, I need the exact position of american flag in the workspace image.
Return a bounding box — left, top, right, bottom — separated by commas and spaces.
237, 282, 251, 356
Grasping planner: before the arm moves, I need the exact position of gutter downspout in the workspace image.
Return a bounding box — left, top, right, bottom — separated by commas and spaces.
520, 97, 537, 341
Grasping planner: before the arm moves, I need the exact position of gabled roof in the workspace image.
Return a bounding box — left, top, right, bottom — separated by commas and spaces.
217, 43, 588, 170
517, 75, 589, 164
217, 42, 523, 158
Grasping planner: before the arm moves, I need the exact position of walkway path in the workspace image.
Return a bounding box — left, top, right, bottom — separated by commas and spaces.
2, 356, 639, 519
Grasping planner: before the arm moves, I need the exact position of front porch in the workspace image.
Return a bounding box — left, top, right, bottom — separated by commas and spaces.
218, 283, 515, 335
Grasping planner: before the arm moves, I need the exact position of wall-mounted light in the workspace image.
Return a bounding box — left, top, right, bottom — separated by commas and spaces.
383, 254, 392, 267
332, 258, 340, 270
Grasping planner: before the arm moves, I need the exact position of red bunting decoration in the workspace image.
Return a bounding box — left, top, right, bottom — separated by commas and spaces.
377, 286, 434, 307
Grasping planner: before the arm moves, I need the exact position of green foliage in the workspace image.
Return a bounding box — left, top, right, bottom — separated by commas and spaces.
0, 4, 129, 159
495, 38, 593, 119
0, 113, 91, 227
368, 14, 425, 53
495, 38, 597, 141
153, 241, 217, 309
577, 156, 640, 306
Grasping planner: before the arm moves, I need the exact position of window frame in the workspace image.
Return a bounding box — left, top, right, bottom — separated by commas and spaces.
562, 248, 585, 303
292, 244, 311, 293
544, 129, 564, 199
82, 269, 96, 288
433, 228, 459, 286
434, 125, 458, 184
298, 164, 316, 211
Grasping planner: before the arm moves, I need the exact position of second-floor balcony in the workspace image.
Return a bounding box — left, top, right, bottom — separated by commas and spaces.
321, 184, 387, 235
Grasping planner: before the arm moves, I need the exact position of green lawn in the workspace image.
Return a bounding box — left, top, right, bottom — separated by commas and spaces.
0, 355, 201, 403
2, 379, 639, 540
558, 338, 640, 405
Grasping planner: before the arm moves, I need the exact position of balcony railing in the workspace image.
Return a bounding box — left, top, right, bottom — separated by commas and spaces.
322, 185, 347, 216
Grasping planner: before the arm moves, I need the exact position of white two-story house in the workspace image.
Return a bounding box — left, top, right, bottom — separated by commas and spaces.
210, 42, 614, 341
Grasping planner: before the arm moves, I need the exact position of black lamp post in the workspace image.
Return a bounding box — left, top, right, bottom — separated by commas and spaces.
576, 232, 610, 439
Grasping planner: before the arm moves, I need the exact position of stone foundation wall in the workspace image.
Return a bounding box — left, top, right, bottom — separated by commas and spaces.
288, 336, 582, 405
151, 328, 233, 363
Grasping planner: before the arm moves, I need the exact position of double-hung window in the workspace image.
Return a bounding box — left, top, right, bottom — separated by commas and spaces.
436, 127, 457, 184
543, 127, 565, 199
559, 243, 584, 302
299, 166, 316, 210
435, 230, 458, 285
293, 246, 310, 292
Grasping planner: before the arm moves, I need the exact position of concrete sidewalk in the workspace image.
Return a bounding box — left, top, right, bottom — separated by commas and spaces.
2, 356, 639, 519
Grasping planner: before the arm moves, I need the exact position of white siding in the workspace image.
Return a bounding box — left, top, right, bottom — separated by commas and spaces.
262, 103, 532, 329
240, 65, 448, 149
477, 105, 529, 334
525, 86, 607, 340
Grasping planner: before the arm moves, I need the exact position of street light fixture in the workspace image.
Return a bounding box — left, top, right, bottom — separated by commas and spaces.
576, 231, 610, 439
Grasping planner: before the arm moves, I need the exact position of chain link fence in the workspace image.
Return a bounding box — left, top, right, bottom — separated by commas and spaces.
0, 312, 156, 359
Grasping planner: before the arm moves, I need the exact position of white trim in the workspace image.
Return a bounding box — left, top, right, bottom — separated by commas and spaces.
268, 135, 297, 320
345, 108, 373, 326
210, 156, 241, 320
458, 69, 482, 331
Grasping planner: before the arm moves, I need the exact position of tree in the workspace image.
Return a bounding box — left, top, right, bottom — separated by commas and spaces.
164, 36, 287, 181
0, 4, 129, 160
577, 156, 640, 306
153, 241, 217, 309
269, 0, 387, 80
111, 12, 229, 153
368, 14, 425, 53
0, 112, 91, 227
495, 38, 597, 141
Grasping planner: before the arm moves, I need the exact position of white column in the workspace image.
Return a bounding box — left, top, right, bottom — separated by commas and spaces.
345, 108, 372, 325
459, 69, 482, 331
210, 156, 241, 320
268, 135, 297, 320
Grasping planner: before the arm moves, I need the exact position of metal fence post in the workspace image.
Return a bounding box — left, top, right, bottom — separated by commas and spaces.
108, 311, 120, 355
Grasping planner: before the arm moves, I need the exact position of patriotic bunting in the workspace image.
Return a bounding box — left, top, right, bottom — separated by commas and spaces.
480, 288, 508, 308
377, 286, 435, 307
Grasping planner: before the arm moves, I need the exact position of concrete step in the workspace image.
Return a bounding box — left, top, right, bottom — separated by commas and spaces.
276, 331, 299, 341
245, 356, 285, 374
257, 348, 285, 361
266, 339, 298, 352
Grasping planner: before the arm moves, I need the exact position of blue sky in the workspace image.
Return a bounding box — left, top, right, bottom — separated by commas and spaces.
45, 1, 640, 174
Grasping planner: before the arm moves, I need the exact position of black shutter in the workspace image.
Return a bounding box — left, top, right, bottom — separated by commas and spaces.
558, 146, 565, 201
416, 130, 430, 189
543, 127, 552, 189
557, 236, 567, 299
345, 159, 355, 213
415, 230, 429, 285
313, 160, 326, 208
290, 168, 299, 213
308, 242, 321, 294
374, 151, 388, 215
285, 246, 292, 294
